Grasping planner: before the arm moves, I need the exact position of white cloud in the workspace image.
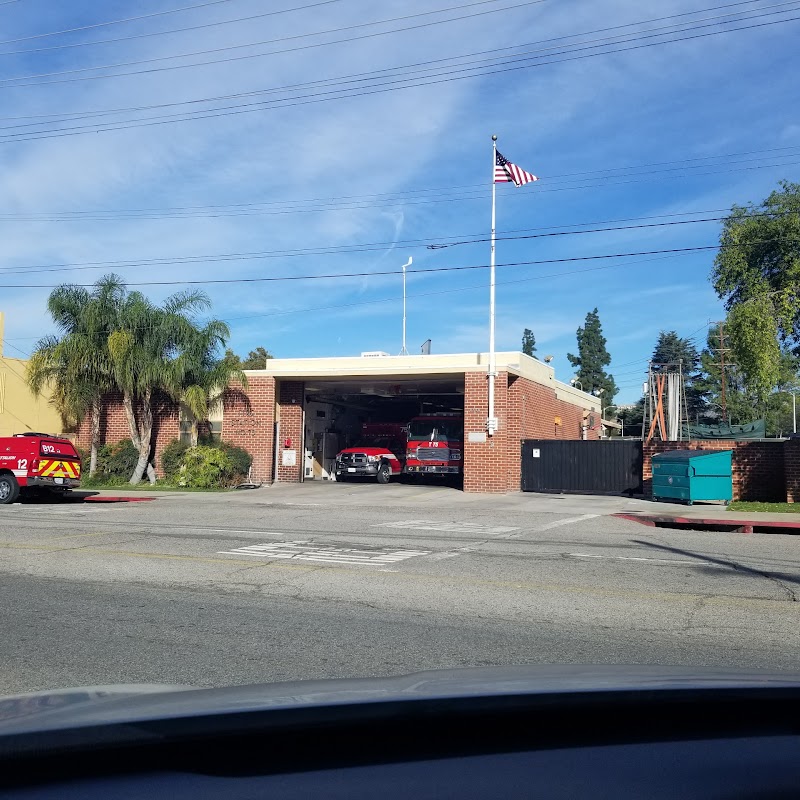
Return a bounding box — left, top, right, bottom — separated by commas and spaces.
0, 0, 795, 374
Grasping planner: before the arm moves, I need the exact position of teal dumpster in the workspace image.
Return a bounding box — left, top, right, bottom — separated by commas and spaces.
651, 449, 732, 505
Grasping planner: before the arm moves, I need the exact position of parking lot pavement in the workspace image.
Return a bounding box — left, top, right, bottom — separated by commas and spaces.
1, 483, 799, 693
69, 480, 692, 515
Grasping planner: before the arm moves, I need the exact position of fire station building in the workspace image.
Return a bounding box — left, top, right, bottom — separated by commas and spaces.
223, 351, 599, 493
78, 350, 600, 494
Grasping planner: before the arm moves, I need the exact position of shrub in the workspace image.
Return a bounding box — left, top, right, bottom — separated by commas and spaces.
178, 446, 234, 488
97, 439, 139, 479
161, 439, 190, 481
218, 441, 252, 479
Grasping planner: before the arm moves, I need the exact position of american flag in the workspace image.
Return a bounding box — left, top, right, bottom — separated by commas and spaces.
494, 150, 538, 186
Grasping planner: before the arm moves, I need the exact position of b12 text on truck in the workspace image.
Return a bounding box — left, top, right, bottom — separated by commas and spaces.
404, 413, 463, 477
0, 433, 82, 504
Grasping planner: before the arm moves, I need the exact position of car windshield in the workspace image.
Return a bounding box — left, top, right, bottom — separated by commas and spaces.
3, 0, 799, 741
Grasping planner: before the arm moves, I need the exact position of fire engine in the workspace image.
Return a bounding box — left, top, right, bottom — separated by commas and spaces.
333, 422, 407, 484
0, 433, 82, 504
404, 413, 463, 477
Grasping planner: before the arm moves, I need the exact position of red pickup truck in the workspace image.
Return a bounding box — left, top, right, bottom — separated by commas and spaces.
333, 423, 407, 484
0, 433, 82, 504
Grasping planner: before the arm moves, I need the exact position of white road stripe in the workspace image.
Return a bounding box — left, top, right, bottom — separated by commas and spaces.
374, 520, 519, 535
568, 552, 717, 566
218, 541, 429, 566
535, 514, 599, 531
205, 529, 284, 536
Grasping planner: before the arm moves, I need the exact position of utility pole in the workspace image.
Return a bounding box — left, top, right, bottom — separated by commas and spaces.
714, 321, 731, 425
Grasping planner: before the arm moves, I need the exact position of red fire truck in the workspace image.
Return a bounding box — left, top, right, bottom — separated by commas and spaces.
0, 433, 82, 503
404, 413, 463, 477
333, 422, 407, 484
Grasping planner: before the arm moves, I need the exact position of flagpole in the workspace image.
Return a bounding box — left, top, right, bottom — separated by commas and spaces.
488, 134, 498, 436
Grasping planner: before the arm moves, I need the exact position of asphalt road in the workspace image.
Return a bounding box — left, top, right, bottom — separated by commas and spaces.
1, 482, 799, 694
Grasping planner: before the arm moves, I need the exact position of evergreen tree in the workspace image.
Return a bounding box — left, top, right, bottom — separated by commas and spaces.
521, 328, 537, 357
650, 330, 705, 420
567, 308, 617, 404
241, 346, 273, 369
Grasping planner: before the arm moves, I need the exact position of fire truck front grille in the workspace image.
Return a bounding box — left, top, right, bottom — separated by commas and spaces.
416, 447, 450, 461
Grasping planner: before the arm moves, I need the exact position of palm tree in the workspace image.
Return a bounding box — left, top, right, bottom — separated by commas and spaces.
108, 286, 224, 484
179, 320, 248, 447
28, 277, 123, 475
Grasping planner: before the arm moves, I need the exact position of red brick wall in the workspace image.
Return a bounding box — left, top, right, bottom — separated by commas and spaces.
75, 392, 180, 477
464, 372, 595, 494
463, 371, 509, 493
783, 438, 800, 503
276, 380, 304, 483
222, 376, 275, 483
643, 440, 785, 502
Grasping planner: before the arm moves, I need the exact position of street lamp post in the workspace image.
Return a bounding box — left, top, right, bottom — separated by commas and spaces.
570, 378, 583, 391
603, 403, 622, 438
593, 388, 605, 436
400, 257, 412, 355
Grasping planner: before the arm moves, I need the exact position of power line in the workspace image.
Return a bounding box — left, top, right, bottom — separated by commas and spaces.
3, 238, 798, 290
0, 0, 538, 85
0, 0, 240, 47
0, 4, 790, 98
0, 149, 795, 218
1, 211, 794, 276
0, 1, 345, 59
5, 251, 689, 341
0, 0, 777, 124
0, 13, 796, 146
1, 151, 798, 220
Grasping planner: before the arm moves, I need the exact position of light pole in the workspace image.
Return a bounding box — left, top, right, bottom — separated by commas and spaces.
593, 388, 605, 435
604, 403, 622, 437
570, 378, 583, 391
400, 257, 412, 355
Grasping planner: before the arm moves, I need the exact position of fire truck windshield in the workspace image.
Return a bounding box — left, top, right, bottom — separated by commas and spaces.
353, 437, 402, 451
407, 421, 462, 442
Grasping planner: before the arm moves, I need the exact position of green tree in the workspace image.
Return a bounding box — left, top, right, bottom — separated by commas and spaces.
711, 181, 800, 399
650, 330, 706, 420
567, 308, 618, 404
28, 277, 124, 476
693, 324, 757, 425
240, 346, 273, 370
222, 348, 241, 368
180, 329, 248, 447
105, 281, 231, 485
521, 328, 537, 357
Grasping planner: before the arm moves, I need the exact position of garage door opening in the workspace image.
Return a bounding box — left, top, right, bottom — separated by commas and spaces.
300, 377, 465, 485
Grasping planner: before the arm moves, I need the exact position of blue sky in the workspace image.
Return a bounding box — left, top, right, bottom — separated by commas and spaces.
0, 0, 798, 403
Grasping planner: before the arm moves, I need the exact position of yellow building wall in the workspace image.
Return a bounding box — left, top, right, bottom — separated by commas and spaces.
0, 313, 65, 438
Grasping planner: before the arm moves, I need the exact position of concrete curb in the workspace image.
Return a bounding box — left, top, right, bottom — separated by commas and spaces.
614, 513, 800, 535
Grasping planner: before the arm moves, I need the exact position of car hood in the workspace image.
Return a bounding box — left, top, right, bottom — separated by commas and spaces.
2, 665, 800, 737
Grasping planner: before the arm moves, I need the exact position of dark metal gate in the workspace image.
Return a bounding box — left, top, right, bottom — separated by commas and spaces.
521, 440, 643, 495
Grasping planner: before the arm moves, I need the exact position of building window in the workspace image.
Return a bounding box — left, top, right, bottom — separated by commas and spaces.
179, 407, 223, 445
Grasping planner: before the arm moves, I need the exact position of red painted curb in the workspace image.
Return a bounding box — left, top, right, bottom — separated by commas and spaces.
82, 496, 156, 503
613, 513, 799, 534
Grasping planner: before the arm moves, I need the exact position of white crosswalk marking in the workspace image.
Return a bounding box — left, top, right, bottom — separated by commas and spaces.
218, 541, 429, 566
374, 519, 519, 535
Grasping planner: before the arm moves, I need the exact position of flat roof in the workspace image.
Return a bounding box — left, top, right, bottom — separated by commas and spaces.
245, 351, 599, 412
